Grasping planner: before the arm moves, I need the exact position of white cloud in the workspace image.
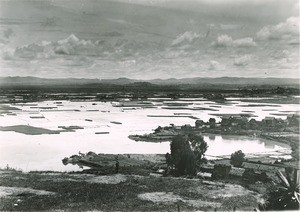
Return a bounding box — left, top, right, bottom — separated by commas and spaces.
2, 34, 152, 60
0, 28, 13, 45
219, 24, 241, 30
233, 55, 251, 66
13, 43, 49, 59
163, 49, 188, 58
209, 60, 225, 70
106, 18, 142, 27
270, 49, 290, 59
213, 34, 233, 47
55, 34, 97, 55
256, 16, 300, 40
9, 34, 101, 59
233, 37, 257, 47
288, 38, 300, 45
277, 58, 293, 69
270, 56, 299, 71
213, 35, 256, 47
1, 47, 14, 60
119, 59, 136, 67
3, 28, 13, 39
172, 31, 200, 47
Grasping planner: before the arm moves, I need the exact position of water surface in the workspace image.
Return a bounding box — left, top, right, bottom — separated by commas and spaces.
0, 99, 296, 171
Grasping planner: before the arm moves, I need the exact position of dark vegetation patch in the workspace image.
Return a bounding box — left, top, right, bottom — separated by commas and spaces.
0, 125, 60, 135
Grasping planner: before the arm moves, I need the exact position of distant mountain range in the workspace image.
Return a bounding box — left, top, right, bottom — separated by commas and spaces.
149, 77, 299, 86
0, 76, 298, 87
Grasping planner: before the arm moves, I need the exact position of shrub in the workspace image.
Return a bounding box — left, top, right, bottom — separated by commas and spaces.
230, 150, 245, 167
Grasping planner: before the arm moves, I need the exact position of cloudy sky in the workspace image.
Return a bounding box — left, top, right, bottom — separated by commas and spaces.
0, 0, 299, 79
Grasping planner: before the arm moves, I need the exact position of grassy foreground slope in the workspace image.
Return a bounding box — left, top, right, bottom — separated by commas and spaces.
0, 169, 263, 211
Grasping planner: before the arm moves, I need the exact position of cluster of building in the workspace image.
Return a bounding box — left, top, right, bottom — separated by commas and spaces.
195, 114, 300, 132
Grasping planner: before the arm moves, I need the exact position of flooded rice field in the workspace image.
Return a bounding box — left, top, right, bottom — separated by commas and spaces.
0, 98, 298, 171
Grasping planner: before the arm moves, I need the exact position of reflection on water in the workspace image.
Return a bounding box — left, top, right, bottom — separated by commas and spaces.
264, 142, 275, 149
203, 135, 289, 157
0, 133, 289, 172
0, 99, 296, 171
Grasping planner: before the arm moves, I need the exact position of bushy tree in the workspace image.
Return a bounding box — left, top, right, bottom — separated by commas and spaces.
169, 134, 208, 176
188, 133, 208, 169
230, 150, 245, 167
208, 118, 216, 128
170, 134, 195, 176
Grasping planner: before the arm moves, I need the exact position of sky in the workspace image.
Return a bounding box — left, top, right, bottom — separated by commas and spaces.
0, 0, 299, 79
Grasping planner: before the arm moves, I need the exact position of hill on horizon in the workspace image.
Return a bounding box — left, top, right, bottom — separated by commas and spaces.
0, 76, 298, 87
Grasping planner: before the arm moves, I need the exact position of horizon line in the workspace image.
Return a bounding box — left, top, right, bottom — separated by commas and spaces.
1, 76, 299, 81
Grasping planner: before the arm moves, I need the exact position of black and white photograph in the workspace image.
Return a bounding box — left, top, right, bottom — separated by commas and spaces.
0, 0, 299, 211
